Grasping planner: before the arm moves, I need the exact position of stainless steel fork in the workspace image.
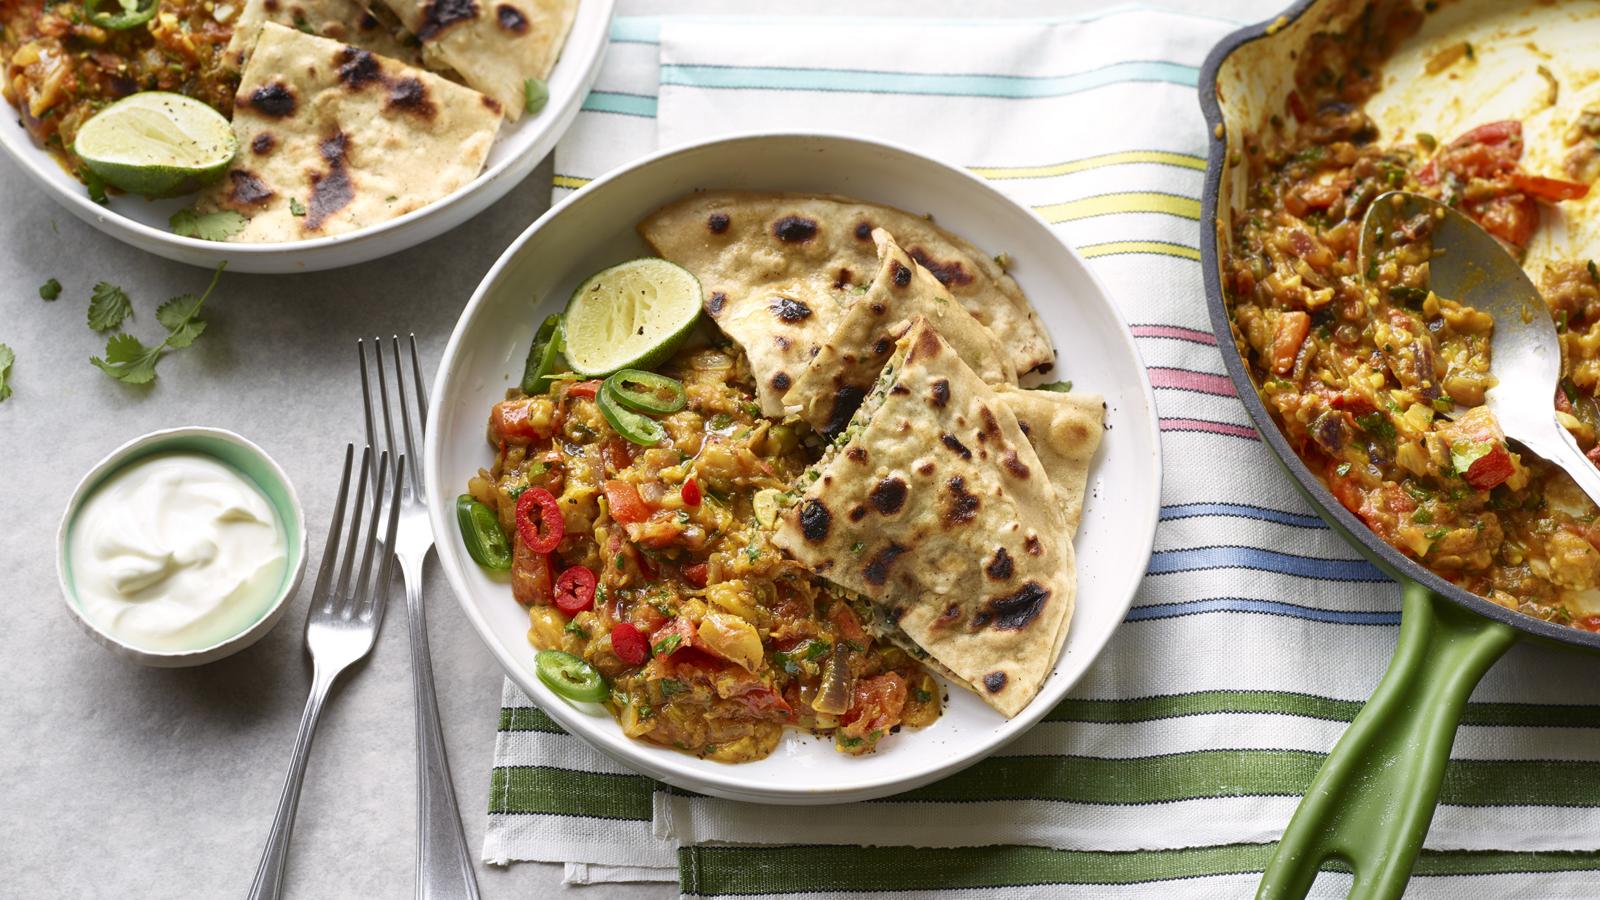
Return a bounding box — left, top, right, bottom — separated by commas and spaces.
360, 335, 480, 900
249, 445, 403, 900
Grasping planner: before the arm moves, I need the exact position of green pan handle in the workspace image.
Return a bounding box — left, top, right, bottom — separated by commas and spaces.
1257, 580, 1517, 900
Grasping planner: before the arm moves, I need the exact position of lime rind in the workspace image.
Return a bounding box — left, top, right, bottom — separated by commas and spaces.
74, 92, 237, 198
562, 258, 703, 377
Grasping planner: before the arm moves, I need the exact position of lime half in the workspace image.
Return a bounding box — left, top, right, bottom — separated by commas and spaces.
562, 258, 703, 376
74, 92, 237, 198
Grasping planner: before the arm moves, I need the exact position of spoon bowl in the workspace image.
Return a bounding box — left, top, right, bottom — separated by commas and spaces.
1359, 190, 1600, 505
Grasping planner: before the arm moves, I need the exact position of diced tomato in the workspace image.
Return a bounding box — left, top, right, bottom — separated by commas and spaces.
1575, 616, 1600, 633
553, 565, 597, 615
601, 438, 634, 474
611, 622, 649, 666
489, 400, 552, 444
682, 562, 709, 588
1324, 459, 1365, 517
680, 477, 702, 507
840, 673, 908, 739
1557, 386, 1574, 415
1462, 443, 1514, 490
510, 536, 552, 606
566, 379, 602, 400
1381, 483, 1417, 515
1452, 120, 1521, 148
1511, 173, 1591, 202
650, 616, 697, 657
1271, 311, 1311, 376
828, 602, 868, 646
604, 480, 649, 524
1416, 159, 1438, 187
732, 683, 793, 721
1470, 194, 1539, 249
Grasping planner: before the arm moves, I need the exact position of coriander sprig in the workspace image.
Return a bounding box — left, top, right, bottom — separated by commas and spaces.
91, 262, 226, 385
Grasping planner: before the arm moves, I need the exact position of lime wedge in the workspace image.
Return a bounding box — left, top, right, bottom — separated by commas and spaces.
74, 92, 237, 198
562, 259, 703, 376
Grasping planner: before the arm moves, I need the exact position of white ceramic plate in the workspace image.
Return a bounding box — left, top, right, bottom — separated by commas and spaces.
425, 133, 1162, 804
0, 0, 613, 274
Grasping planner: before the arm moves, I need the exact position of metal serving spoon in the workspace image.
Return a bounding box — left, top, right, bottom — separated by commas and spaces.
1359, 189, 1600, 505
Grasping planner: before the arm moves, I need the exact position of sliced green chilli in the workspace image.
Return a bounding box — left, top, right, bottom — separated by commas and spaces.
456, 494, 512, 571
597, 384, 667, 445
520, 314, 566, 395
604, 369, 686, 415
535, 649, 609, 703
85, 0, 157, 29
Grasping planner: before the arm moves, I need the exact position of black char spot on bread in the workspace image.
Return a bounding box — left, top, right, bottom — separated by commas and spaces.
889, 384, 910, 396
706, 292, 727, 316
872, 336, 893, 356
845, 447, 867, 464
909, 247, 974, 286
770, 297, 812, 322
250, 132, 276, 155
418, 0, 478, 40
386, 78, 436, 117
798, 499, 831, 542
868, 477, 907, 515
496, 3, 527, 32
772, 215, 818, 242
943, 475, 980, 525
834, 268, 852, 289
930, 379, 950, 408
249, 82, 297, 117
304, 131, 354, 231
848, 505, 866, 522
1001, 450, 1030, 479
984, 547, 1014, 581
822, 385, 867, 440
984, 581, 1051, 630
892, 261, 912, 287
909, 325, 943, 361
770, 372, 791, 391
1024, 535, 1043, 556
863, 542, 908, 586
228, 170, 274, 206
774, 335, 791, 350
940, 434, 971, 459
707, 212, 729, 233
983, 671, 1008, 693
335, 46, 381, 89
854, 221, 872, 240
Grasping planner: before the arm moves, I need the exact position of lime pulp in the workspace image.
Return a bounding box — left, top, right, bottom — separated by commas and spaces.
73, 92, 237, 198
562, 258, 703, 377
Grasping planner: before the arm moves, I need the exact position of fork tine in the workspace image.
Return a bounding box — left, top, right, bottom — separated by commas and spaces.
331, 446, 372, 608
391, 336, 423, 496
374, 336, 399, 472
309, 445, 355, 613
358, 341, 380, 491
347, 450, 389, 618
359, 454, 406, 623
408, 334, 428, 436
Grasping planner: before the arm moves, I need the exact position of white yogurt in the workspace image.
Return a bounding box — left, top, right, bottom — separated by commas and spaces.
69, 453, 288, 653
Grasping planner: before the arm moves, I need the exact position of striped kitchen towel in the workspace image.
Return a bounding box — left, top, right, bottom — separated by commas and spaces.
483, 7, 1600, 897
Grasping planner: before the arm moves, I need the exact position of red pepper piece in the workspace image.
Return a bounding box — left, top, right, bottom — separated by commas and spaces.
516, 487, 564, 553
680, 476, 702, 507
611, 621, 649, 666
553, 565, 597, 615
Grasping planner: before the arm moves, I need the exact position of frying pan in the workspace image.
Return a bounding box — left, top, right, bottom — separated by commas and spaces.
1198, 0, 1600, 897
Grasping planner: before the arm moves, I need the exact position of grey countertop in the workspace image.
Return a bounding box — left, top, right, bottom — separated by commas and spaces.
0, 2, 1278, 897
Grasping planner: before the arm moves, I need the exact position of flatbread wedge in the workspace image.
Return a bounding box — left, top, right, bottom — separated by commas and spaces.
770, 318, 1075, 717
785, 228, 1016, 437
225, 0, 421, 70
994, 386, 1105, 538
199, 23, 500, 242
638, 191, 1058, 413
377, 0, 577, 120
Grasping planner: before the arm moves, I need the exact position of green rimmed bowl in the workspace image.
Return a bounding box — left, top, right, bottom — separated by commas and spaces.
55, 427, 307, 667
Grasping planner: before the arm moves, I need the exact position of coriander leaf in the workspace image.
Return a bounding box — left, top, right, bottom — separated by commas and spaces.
1450, 438, 1494, 475
524, 77, 549, 116
91, 333, 162, 384
1039, 380, 1074, 393
87, 282, 133, 331
288, 198, 306, 217
80, 167, 108, 205
38, 278, 61, 300
0, 343, 13, 402
170, 208, 247, 241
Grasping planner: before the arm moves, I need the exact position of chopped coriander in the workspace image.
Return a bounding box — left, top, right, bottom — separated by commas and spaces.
38, 278, 60, 301
1425, 527, 1450, 541
850, 541, 865, 554
652, 634, 682, 656
524, 77, 549, 116
87, 282, 133, 332
0, 343, 13, 402
839, 736, 864, 748
1039, 381, 1073, 393
993, 251, 1012, 271
170, 208, 246, 241
1412, 509, 1434, 525
914, 689, 933, 703
80, 167, 107, 205
1563, 380, 1581, 406
289, 197, 306, 217
90, 262, 225, 385
564, 620, 589, 639
1355, 411, 1395, 447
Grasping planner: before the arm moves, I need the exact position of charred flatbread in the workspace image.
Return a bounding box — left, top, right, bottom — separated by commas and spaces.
785, 228, 1016, 437
225, 0, 420, 70
199, 23, 500, 242
994, 386, 1104, 538
770, 318, 1075, 717
376, 0, 577, 120
638, 191, 1057, 414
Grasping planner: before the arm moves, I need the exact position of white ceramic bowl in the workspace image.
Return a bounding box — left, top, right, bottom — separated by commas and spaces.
56, 427, 308, 667
0, 0, 613, 274
426, 132, 1163, 804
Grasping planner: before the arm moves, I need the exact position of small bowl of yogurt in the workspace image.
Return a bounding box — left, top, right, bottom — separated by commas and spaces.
56, 427, 308, 667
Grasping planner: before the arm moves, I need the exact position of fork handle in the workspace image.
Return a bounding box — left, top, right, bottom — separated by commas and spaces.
248, 666, 336, 900
399, 554, 481, 900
